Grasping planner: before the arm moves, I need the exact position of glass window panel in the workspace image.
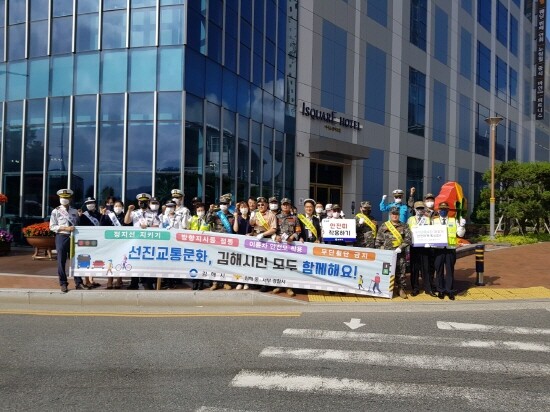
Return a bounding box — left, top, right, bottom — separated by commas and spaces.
24, 99, 46, 217
7, 61, 27, 101
275, 70, 284, 100
477, 41, 491, 91
186, 8, 206, 53
365, 43, 386, 125
31, 0, 49, 21
321, 20, 346, 113
273, 130, 283, 191
99, 94, 124, 193
496, 57, 507, 101
78, 0, 100, 14
458, 94, 471, 151
226, 6, 238, 38
50, 55, 74, 96
48, 97, 70, 172
102, 10, 127, 49
237, 76, 250, 117
222, 69, 237, 112
225, 35, 237, 72
496, 1, 508, 46
127, 93, 154, 175
128, 91, 154, 121
461, 0, 472, 15
408, 67, 426, 137
434, 6, 448, 64
250, 121, 261, 197
29, 20, 48, 57
184, 93, 204, 200
410, 0, 427, 51
52, 17, 73, 54
76, 13, 99, 51
132, 0, 157, 7
104, 0, 127, 10
222, 109, 236, 196
478, 0, 491, 32
510, 15, 518, 56
161, 0, 184, 5
8, 1, 25, 24
3, 101, 23, 216
274, 98, 284, 131
205, 102, 220, 204
8, 24, 26, 60
509, 67, 518, 108
185, 49, 205, 97
262, 91, 274, 128
101, 49, 128, 93
130, 7, 156, 47
75, 52, 100, 95
475, 103, 490, 156
53, 0, 73, 17
209, 0, 223, 26
406, 157, 424, 198
460, 28, 472, 80
208, 23, 222, 63
157, 92, 182, 173
72, 95, 97, 202
28, 58, 49, 99
262, 126, 273, 195
284, 133, 295, 198
508, 120, 517, 161
0, 31, 4, 62
241, 0, 251, 22
205, 59, 222, 105
0, 64, 7, 100
496, 116, 506, 162
129, 48, 157, 92
158, 92, 182, 120
254, 0, 263, 30
240, 19, 251, 48
239, 45, 251, 80
237, 115, 249, 199
101, 93, 125, 121
432, 80, 447, 144
158, 47, 183, 91
250, 85, 262, 122
367, 0, 387, 27
160, 5, 184, 45
266, 0, 276, 41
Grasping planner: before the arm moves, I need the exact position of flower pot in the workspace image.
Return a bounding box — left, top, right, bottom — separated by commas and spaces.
0, 242, 10, 256
25, 236, 56, 260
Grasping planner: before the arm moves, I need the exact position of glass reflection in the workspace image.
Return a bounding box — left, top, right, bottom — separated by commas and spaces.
24, 100, 46, 217
3, 102, 23, 215
184, 93, 204, 201
98, 94, 124, 199
72, 95, 97, 203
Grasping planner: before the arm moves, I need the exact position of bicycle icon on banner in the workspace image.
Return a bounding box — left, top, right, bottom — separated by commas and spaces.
115, 255, 132, 272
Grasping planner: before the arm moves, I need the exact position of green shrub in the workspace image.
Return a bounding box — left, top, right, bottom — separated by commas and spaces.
476, 233, 550, 245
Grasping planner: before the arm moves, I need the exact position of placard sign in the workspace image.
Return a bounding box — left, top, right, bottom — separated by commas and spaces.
321, 219, 357, 242
411, 225, 448, 247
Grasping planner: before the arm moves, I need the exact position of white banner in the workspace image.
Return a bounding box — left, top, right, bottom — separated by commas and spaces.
70, 227, 397, 298
411, 225, 448, 247
321, 219, 357, 242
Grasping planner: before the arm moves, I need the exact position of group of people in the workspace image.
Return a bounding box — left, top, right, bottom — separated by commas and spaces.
50, 186, 465, 300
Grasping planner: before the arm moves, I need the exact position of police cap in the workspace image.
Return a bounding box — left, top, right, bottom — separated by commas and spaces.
256, 196, 267, 203
136, 193, 152, 201
303, 198, 316, 206
150, 197, 160, 204
57, 188, 73, 198
392, 189, 404, 196
165, 200, 176, 207
84, 197, 96, 204
171, 189, 183, 198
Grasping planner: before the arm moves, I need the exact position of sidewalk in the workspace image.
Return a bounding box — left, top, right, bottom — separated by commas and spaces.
0, 242, 549, 303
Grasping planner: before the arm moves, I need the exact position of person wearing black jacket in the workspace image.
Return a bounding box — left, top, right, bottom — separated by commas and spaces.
297, 198, 322, 243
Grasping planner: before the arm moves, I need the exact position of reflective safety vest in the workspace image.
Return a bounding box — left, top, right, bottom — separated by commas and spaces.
189, 215, 210, 231
433, 217, 457, 249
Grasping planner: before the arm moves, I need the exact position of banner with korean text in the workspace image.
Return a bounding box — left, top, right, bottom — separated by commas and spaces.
70, 227, 397, 298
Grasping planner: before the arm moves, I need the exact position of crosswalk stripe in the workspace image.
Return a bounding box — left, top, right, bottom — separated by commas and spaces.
259, 347, 550, 377
437, 321, 550, 335
283, 328, 550, 352
195, 407, 257, 412
231, 370, 550, 411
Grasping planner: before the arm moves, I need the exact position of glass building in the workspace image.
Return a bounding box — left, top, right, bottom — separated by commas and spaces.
0, 0, 296, 232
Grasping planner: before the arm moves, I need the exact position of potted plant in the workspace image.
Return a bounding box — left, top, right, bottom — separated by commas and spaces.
0, 229, 13, 256
22, 222, 56, 260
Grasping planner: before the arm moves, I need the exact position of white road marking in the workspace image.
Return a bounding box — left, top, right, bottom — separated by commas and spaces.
196, 407, 257, 412
437, 321, 550, 335
231, 370, 550, 411
343, 318, 365, 330
283, 328, 550, 352
259, 347, 550, 377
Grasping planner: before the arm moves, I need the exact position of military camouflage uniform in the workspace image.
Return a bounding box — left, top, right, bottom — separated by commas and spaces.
375, 221, 412, 290
355, 215, 378, 248
276, 212, 300, 241
208, 210, 235, 233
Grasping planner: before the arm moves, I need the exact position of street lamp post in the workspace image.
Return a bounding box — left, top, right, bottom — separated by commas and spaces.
484, 116, 504, 241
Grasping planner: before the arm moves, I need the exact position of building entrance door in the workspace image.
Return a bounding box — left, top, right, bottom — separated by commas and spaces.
309, 162, 343, 206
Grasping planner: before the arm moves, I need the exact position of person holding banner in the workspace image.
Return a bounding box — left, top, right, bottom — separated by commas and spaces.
298, 198, 322, 244
433, 202, 466, 300
375, 206, 412, 299
100, 199, 125, 289
79, 197, 102, 288
162, 200, 184, 229
407, 201, 437, 297
208, 194, 235, 290
249, 196, 278, 292
169, 189, 190, 229
273, 198, 300, 297
189, 202, 210, 290
355, 200, 377, 248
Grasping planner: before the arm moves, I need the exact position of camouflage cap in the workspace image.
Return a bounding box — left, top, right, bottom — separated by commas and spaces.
256, 196, 268, 203
268, 196, 278, 203
360, 201, 372, 208
414, 201, 425, 209
219, 194, 231, 204
389, 206, 400, 215
281, 197, 292, 205
57, 188, 74, 198
221, 193, 233, 201
392, 189, 404, 196
424, 193, 435, 200
332, 204, 342, 211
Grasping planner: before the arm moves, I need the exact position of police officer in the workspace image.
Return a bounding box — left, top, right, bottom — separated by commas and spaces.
162, 200, 183, 229
375, 206, 412, 299
407, 201, 437, 297
249, 196, 278, 292
170, 189, 191, 229
50, 189, 86, 292
433, 202, 466, 300
274, 198, 300, 297
100, 198, 125, 289
207, 194, 235, 290
297, 198, 322, 243
79, 197, 102, 288
380, 189, 409, 223
355, 201, 377, 249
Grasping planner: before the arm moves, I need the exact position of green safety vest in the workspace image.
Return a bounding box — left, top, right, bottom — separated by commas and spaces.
434, 217, 457, 249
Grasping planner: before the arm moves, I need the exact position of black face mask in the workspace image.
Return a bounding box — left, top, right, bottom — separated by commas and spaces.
362, 209, 371, 216
105, 204, 114, 211
139, 202, 148, 209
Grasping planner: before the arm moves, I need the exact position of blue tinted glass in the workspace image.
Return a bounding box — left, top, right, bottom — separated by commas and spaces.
104, 0, 127, 10
205, 102, 220, 202
0, 31, 4, 60
129, 48, 156, 92
225, 35, 237, 72
510, 16, 518, 56
52, 17, 73, 54
75, 52, 100, 94
274, 97, 284, 131
28, 58, 49, 98
250, 86, 262, 122
265, 39, 275, 65
523, 79, 531, 117
75, 94, 97, 121
226, 7, 238, 38
262, 126, 273, 192
478, 0, 492, 32
78, 0, 100, 14
253, 28, 263, 56
262, 92, 274, 128
132, 0, 157, 7
277, 5, 286, 48
51, 55, 74, 96
8, 24, 25, 60
237, 76, 250, 117
222, 69, 237, 112
0, 64, 4, 100
240, 45, 251, 80
434, 7, 448, 64
266, 0, 276, 40
184, 93, 204, 200
508, 121, 517, 161
8, 1, 25, 24
186, 8, 206, 53
77, 13, 99, 51
477, 41, 491, 91
496, 1, 508, 45
496, 117, 506, 161
208, 23, 222, 63
102, 10, 127, 49
24, 99, 46, 184
48, 97, 70, 172
512, 0, 521, 6
160, 5, 184, 45
31, 0, 49, 21
475, 103, 490, 156
367, 0, 387, 26
461, 0, 472, 14
7, 61, 27, 101
458, 94, 471, 151
365, 44, 386, 125
158, 47, 183, 91
254, 0, 263, 30
99, 94, 124, 177
73, 96, 97, 198
29, 20, 48, 57
408, 67, 426, 137
205, 59, 222, 105
253, 53, 262, 86
264, 62, 274, 95
102, 50, 128, 93
433, 80, 447, 143
460, 28, 472, 79
410, 0, 427, 51
158, 92, 182, 120
157, 92, 182, 172
131, 7, 156, 47
53, 0, 73, 17
321, 20, 346, 113
101, 93, 125, 121
241, 0, 251, 22
161, 0, 184, 4
496, 57, 507, 100
241, 19, 251, 47
509, 67, 518, 107
127, 93, 154, 175
185, 49, 205, 97
524, 31, 531, 68
209, 0, 223, 26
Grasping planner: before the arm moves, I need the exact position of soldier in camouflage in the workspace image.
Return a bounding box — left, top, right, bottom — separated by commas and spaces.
355, 200, 377, 248
274, 198, 300, 297
375, 206, 412, 299
207, 194, 235, 290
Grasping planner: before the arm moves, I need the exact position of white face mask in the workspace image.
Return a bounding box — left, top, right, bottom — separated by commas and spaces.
86, 204, 96, 211
425, 201, 434, 208
150, 204, 159, 211
114, 206, 123, 214
172, 198, 181, 205
415, 209, 425, 217
197, 211, 205, 218
394, 198, 402, 204
166, 207, 174, 214
332, 211, 340, 218
240, 208, 249, 215
269, 204, 278, 211
60, 198, 70, 206
315, 207, 323, 214
220, 204, 228, 211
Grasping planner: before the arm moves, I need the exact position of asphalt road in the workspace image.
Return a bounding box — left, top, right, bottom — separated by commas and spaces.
1, 308, 550, 412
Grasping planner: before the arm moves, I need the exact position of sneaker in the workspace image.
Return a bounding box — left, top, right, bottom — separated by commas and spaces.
223, 283, 232, 290
75, 284, 90, 290
236, 284, 243, 290
243, 284, 249, 290
259, 286, 269, 292
272, 287, 281, 294
91, 282, 101, 288
398, 289, 408, 299
61, 284, 68, 293
286, 288, 295, 297
210, 282, 218, 291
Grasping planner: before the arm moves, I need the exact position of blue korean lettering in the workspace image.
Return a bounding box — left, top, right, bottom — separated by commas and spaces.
195, 249, 208, 263
156, 246, 169, 261
327, 263, 340, 276
142, 246, 155, 260
302, 261, 314, 275
183, 248, 195, 262
341, 265, 357, 278
170, 247, 182, 261
128, 246, 141, 260
315, 262, 327, 276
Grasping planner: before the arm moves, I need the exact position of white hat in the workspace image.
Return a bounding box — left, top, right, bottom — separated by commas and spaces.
325, 203, 333, 210
57, 189, 73, 198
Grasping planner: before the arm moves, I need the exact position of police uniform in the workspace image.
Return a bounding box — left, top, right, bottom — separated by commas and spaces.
80, 197, 101, 227
169, 189, 190, 229
355, 200, 378, 248
162, 201, 183, 229
407, 201, 436, 297
375, 207, 412, 298
49, 189, 84, 292
379, 189, 409, 223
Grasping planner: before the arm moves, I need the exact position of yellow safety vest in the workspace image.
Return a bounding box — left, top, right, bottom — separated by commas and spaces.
189, 216, 210, 231
434, 217, 457, 249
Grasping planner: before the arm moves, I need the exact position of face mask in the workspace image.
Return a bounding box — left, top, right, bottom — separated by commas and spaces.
269, 204, 278, 211
439, 210, 448, 218
332, 212, 340, 218
114, 207, 123, 214
394, 198, 402, 204
86, 204, 96, 211
139, 202, 148, 209
60, 198, 70, 206
105, 204, 113, 211
315, 207, 323, 214
197, 211, 205, 218
425, 201, 434, 208
220, 204, 228, 212
361, 209, 371, 216
172, 198, 182, 205
150, 204, 159, 211
166, 207, 174, 214
415, 209, 424, 217
240, 208, 249, 215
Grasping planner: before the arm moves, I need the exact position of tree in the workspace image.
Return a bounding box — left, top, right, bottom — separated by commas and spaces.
471, 161, 550, 234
